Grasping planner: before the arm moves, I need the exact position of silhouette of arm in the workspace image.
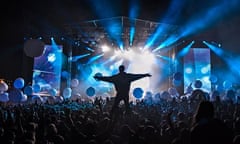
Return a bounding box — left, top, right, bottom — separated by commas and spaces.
94, 75, 114, 83
128, 73, 151, 81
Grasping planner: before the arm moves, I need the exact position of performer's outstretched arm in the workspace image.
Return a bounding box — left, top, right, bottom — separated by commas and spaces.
128, 73, 151, 81
94, 75, 114, 83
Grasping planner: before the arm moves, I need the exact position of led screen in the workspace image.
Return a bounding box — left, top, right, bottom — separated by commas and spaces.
184, 48, 211, 92
32, 45, 63, 96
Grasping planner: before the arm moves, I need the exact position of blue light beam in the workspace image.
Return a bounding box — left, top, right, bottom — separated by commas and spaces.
177, 41, 195, 58
86, 53, 104, 65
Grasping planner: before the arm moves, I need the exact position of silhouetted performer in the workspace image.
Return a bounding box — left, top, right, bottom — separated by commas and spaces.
94, 65, 151, 115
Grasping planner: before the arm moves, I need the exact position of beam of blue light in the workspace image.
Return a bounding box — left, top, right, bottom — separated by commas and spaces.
88, 0, 123, 50
156, 55, 172, 61
103, 55, 117, 65
50, 39, 63, 69
119, 42, 124, 51
159, 0, 240, 50
86, 53, 104, 65
203, 41, 224, 56
129, 0, 139, 46
152, 36, 179, 52
145, 25, 167, 49
203, 41, 240, 77
129, 27, 135, 46
85, 47, 95, 52
177, 41, 195, 58
71, 53, 91, 62
145, 0, 185, 48
181, 0, 239, 38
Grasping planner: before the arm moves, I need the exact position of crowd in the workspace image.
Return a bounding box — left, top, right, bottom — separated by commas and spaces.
0, 88, 240, 144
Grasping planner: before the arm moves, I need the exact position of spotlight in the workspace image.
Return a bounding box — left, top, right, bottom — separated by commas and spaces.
185, 67, 193, 74
101, 45, 110, 52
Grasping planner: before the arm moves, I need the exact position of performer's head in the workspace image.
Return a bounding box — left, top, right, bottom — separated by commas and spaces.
119, 65, 125, 73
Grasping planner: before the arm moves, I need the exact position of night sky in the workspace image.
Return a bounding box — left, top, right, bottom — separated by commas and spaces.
1, 0, 240, 81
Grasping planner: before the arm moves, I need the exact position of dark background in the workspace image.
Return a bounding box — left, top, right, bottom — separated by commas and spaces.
1, 0, 240, 83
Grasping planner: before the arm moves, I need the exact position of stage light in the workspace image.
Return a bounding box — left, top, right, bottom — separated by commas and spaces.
185, 67, 193, 74
71, 53, 91, 62
201, 65, 210, 74
101, 45, 110, 52
47, 53, 56, 62
202, 76, 211, 84
177, 41, 195, 58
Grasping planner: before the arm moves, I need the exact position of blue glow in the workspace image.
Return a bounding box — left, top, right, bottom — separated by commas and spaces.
203, 41, 224, 56
177, 41, 195, 58
119, 43, 123, 50
180, 0, 238, 38
86, 47, 95, 52
129, 0, 139, 46
71, 53, 91, 62
145, 0, 185, 49
204, 41, 240, 78
184, 48, 211, 92
32, 44, 63, 96
88, 0, 123, 50
50, 39, 63, 70
185, 67, 193, 74
47, 53, 56, 62
146, 25, 166, 49
201, 65, 210, 74
86, 53, 104, 64
159, 0, 240, 49
152, 36, 179, 52
129, 27, 135, 46
156, 55, 172, 61
103, 55, 117, 65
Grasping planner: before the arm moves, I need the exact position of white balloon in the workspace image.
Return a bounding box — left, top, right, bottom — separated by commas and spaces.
21, 94, 28, 102
0, 81, 8, 92
71, 79, 79, 88
71, 93, 81, 101
63, 87, 72, 99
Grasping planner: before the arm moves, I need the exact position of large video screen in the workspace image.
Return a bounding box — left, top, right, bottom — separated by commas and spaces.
32, 45, 63, 96
184, 48, 211, 92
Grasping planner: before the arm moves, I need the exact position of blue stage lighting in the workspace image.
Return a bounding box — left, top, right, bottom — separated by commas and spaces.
47, 53, 56, 62
185, 67, 193, 74
87, 53, 104, 64
177, 41, 195, 58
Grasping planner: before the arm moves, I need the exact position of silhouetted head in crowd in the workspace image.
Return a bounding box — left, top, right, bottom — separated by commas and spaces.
191, 89, 207, 102
194, 101, 214, 123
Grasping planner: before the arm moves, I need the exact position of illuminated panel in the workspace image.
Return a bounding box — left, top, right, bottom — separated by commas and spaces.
184, 48, 211, 92
32, 45, 63, 96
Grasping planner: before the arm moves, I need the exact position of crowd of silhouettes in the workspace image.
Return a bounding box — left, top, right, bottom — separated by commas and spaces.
0, 65, 240, 144
0, 87, 240, 144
